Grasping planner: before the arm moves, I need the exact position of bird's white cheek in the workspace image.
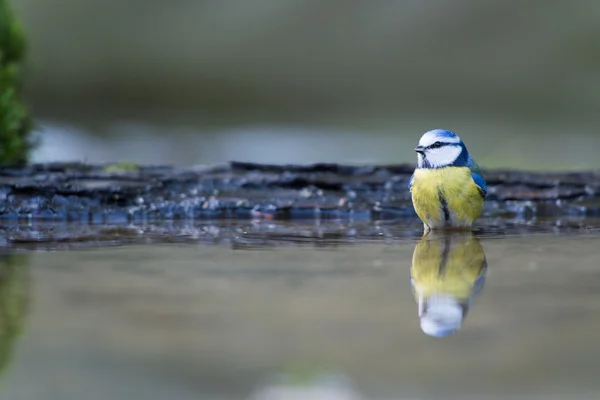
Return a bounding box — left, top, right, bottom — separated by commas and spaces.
417, 153, 424, 168
426, 147, 461, 168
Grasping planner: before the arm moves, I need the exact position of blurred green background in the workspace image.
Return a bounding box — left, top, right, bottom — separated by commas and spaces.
10, 0, 600, 170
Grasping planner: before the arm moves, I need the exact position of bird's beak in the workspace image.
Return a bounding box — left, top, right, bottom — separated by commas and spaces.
415, 146, 425, 154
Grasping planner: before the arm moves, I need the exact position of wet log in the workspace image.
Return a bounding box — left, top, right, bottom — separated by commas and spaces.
0, 161, 597, 225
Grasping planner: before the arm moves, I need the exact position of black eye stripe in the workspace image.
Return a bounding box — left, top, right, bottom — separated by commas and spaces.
428, 141, 444, 149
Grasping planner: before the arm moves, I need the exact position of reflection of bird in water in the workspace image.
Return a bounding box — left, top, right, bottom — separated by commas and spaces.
410, 232, 487, 337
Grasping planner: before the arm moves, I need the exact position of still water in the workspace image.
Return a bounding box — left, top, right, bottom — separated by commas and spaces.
0, 222, 599, 399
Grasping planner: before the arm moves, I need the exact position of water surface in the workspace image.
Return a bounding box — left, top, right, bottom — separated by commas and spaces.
0, 223, 598, 399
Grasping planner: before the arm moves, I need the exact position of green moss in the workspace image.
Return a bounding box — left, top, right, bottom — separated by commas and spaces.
0, 0, 35, 165
103, 162, 140, 172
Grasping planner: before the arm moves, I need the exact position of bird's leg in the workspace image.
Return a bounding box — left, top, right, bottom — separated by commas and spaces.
423, 223, 431, 235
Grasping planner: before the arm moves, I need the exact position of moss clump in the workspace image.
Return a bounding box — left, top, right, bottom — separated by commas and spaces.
103, 162, 140, 173
0, 0, 35, 165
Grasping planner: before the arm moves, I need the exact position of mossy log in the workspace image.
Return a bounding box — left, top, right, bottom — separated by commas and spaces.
0, 161, 595, 248
0, 162, 597, 222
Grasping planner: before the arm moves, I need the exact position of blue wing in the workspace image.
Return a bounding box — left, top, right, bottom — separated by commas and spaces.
471, 172, 487, 198
466, 156, 487, 198
408, 172, 414, 190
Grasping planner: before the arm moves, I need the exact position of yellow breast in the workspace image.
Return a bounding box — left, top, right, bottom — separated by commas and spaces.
410, 167, 484, 228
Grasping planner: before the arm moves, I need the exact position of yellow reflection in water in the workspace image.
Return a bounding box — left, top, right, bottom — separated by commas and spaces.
410, 232, 487, 338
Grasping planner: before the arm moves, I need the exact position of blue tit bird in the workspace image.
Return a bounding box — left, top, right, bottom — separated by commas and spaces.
410, 231, 487, 337
408, 129, 487, 233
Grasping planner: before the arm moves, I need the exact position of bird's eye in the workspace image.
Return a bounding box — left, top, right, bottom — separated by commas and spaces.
431, 141, 443, 149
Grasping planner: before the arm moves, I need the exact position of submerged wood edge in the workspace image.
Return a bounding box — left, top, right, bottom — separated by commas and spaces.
0, 161, 597, 223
